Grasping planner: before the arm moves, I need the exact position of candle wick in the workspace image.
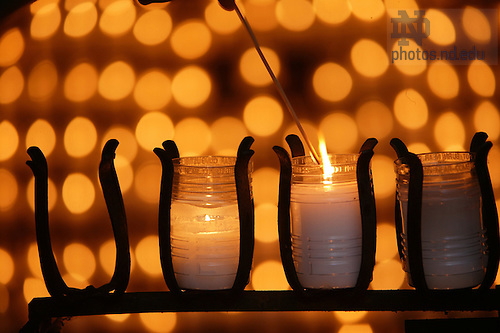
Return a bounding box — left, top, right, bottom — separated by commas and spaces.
233, 4, 321, 165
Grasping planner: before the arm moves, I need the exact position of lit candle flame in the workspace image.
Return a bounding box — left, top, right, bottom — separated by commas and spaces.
319, 139, 333, 184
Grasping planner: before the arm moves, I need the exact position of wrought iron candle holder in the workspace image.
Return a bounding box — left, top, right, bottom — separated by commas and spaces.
273, 135, 377, 291
25, 139, 131, 298
391, 132, 499, 291
154, 136, 255, 293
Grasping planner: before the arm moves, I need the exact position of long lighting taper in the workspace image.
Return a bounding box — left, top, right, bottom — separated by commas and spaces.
219, 0, 321, 164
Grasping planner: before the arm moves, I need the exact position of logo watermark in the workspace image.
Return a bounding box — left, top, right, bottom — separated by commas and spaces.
387, 8, 498, 65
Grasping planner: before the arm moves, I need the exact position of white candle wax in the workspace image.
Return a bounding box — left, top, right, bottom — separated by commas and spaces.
291, 182, 362, 289
171, 202, 240, 290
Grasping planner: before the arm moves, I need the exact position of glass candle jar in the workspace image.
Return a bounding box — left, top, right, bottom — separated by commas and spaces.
170, 156, 248, 291
395, 152, 487, 289
290, 154, 362, 289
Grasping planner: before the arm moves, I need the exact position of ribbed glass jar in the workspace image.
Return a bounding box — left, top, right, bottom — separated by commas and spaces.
395, 152, 487, 289
290, 154, 362, 289
170, 156, 249, 290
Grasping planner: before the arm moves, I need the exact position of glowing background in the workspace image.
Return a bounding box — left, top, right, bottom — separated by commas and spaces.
0, 0, 499, 332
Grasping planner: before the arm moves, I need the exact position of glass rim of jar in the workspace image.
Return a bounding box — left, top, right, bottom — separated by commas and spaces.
173, 156, 238, 169
394, 151, 475, 176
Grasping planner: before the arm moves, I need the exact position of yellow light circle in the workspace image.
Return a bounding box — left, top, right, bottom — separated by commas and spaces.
276, 0, 315, 31
393, 89, 428, 129
0, 169, 18, 212
255, 203, 279, 243
239, 47, 280, 87
28, 60, 58, 102
210, 117, 248, 155
489, 147, 500, 188
170, 20, 212, 60
376, 223, 398, 263
313, 63, 352, 102
135, 235, 162, 276
26, 119, 57, 157
134, 162, 162, 204
171, 66, 211, 108
30, 3, 61, 40
351, 39, 388, 77
244, 1, 278, 31
133, 9, 172, 46
252, 167, 280, 206
27, 177, 57, 212
135, 111, 174, 151
407, 142, 431, 154
467, 60, 495, 97
474, 101, 500, 141
113, 155, 134, 193
63, 243, 96, 282
64, 62, 98, 102
0, 121, 19, 161
384, 0, 419, 18
106, 313, 131, 322
139, 313, 177, 333
99, 0, 136, 37
64, 117, 97, 158
371, 155, 396, 200
334, 311, 368, 324
27, 242, 43, 279
99, 239, 135, 277
243, 95, 284, 137
425, 9, 455, 45
98, 61, 135, 101
205, 2, 240, 34
391, 40, 427, 76
134, 70, 171, 110
338, 324, 373, 333
102, 127, 138, 161
426, 61, 459, 99
313, 0, 351, 25
463, 6, 491, 43
63, 2, 98, 38
251, 260, 289, 290
0, 66, 24, 104
0, 28, 24, 67
0, 248, 14, 284
371, 259, 405, 290
350, 0, 385, 21
62, 173, 95, 214
355, 100, 393, 139
23, 277, 50, 304
319, 113, 358, 153
173, 117, 211, 156
434, 111, 466, 151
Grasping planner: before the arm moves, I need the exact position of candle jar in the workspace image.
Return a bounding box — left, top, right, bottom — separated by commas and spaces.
392, 133, 499, 291
274, 135, 377, 291
291, 154, 362, 289
155, 137, 254, 292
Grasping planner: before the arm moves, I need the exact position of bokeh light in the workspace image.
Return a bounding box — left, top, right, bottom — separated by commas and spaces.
391, 40, 427, 76
463, 6, 492, 43
313, 63, 352, 102
350, 0, 385, 21
0, 121, 19, 161
23, 277, 50, 303
170, 20, 212, 60
134, 162, 161, 204
173, 117, 211, 156
351, 39, 388, 78
474, 101, 500, 140
240, 47, 281, 87
319, 113, 358, 153
210, 117, 248, 155
425, 9, 455, 45
371, 259, 405, 290
102, 127, 138, 162
0, 248, 14, 284
252, 167, 280, 206
99, 0, 136, 37
393, 89, 428, 129
62, 173, 95, 214
251, 260, 289, 290
133, 9, 172, 45
30, 3, 61, 40
205, 1, 240, 34
26, 119, 57, 157
433, 111, 466, 151
313, 0, 351, 25
255, 203, 279, 243
63, 243, 96, 282
28, 60, 58, 102
64, 117, 98, 158
0, 28, 24, 67
426, 61, 459, 99
135, 235, 162, 276
376, 223, 398, 263
64, 62, 98, 102
171, 66, 211, 108
135, 111, 174, 151
63, 2, 98, 38
467, 60, 495, 97
27, 177, 57, 212
139, 312, 177, 333
243, 95, 283, 136
134, 70, 172, 110
371, 155, 396, 200
384, 0, 419, 18
0, 66, 24, 104
276, 0, 315, 32
355, 100, 393, 139
27, 242, 42, 279
0, 169, 18, 212
244, 0, 279, 31
98, 61, 136, 101
334, 311, 368, 324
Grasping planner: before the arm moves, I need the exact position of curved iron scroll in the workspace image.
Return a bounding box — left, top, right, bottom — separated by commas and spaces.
470, 132, 499, 290
155, 137, 255, 293
274, 136, 378, 292
26, 139, 131, 298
